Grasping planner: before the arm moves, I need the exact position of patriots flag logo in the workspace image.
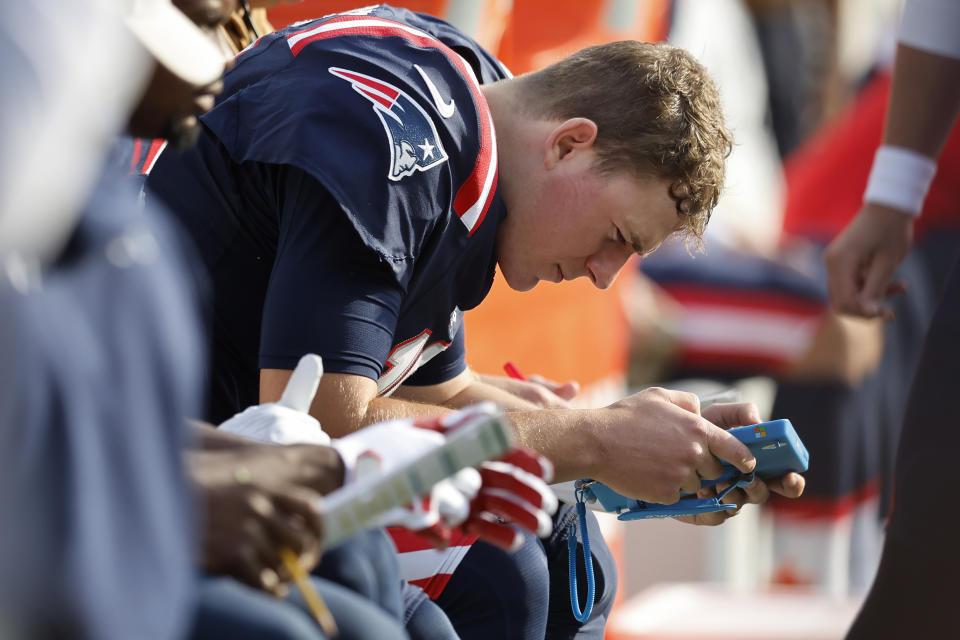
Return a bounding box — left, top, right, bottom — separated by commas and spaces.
330, 66, 449, 181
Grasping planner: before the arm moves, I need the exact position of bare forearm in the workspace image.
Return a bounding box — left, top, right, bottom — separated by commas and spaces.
333, 369, 537, 431
444, 379, 542, 410
358, 395, 452, 429
369, 393, 601, 481
314, 380, 454, 436
261, 368, 452, 437
402, 375, 597, 479
263, 366, 601, 481
506, 408, 602, 482
885, 45, 960, 156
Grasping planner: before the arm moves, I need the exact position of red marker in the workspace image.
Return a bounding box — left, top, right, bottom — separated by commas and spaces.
503, 361, 526, 381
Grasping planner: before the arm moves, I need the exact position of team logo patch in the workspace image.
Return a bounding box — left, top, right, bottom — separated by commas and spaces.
330, 66, 448, 181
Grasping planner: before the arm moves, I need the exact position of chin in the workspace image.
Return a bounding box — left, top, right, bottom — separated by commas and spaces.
499, 267, 536, 292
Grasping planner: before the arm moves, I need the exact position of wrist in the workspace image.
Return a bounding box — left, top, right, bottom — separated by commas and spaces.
863, 145, 937, 216
576, 409, 608, 480
522, 408, 603, 483
286, 444, 346, 494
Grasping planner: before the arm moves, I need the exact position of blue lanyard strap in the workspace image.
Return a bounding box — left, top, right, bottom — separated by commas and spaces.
568, 490, 595, 623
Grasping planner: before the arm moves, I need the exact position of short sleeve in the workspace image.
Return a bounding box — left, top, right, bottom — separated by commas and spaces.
258, 166, 405, 381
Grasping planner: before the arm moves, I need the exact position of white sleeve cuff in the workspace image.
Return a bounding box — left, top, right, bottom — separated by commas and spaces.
899, 0, 960, 60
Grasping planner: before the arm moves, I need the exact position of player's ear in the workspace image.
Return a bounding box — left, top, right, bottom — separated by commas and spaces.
544, 118, 598, 168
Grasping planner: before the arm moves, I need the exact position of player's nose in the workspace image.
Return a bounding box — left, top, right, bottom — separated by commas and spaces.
585, 249, 630, 290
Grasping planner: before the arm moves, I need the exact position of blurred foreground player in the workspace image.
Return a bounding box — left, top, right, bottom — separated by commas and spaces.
822, 0, 960, 636
0, 1, 217, 637
0, 2, 411, 638
148, 5, 805, 638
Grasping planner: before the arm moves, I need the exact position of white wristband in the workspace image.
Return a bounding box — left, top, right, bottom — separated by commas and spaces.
863, 145, 937, 216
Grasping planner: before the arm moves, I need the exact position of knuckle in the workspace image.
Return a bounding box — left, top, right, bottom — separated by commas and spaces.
746, 485, 768, 504
684, 442, 704, 465
645, 386, 669, 400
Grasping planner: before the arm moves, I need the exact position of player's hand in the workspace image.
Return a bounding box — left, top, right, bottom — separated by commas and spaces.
413, 404, 558, 550
463, 446, 558, 550
372, 469, 483, 546
218, 354, 330, 446
824, 203, 912, 320
197, 481, 325, 594
335, 404, 558, 551
589, 388, 756, 505
480, 372, 579, 408
329, 410, 486, 544
674, 402, 805, 526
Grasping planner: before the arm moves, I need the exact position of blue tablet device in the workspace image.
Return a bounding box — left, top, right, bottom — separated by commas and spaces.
575, 419, 809, 520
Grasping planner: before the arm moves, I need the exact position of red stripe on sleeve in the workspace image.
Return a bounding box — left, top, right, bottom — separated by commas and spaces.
141, 139, 167, 175
128, 138, 143, 176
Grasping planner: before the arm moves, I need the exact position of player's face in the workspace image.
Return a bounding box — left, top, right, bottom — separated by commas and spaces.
496, 167, 680, 291
127, 0, 234, 147
127, 65, 223, 149
173, 0, 238, 27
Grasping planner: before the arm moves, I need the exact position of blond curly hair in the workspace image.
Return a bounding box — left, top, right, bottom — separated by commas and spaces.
516, 40, 733, 244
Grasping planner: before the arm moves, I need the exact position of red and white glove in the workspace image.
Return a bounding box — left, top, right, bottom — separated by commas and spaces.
329, 416, 483, 541
411, 403, 559, 551
217, 354, 331, 446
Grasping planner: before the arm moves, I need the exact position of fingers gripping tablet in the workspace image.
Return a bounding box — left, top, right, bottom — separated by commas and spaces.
575, 419, 808, 520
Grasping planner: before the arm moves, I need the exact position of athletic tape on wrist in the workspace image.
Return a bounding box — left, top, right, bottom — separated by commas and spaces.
863, 145, 937, 216
900, 0, 960, 60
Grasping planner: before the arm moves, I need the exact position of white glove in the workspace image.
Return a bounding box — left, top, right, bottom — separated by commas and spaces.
413, 403, 559, 551
329, 403, 559, 548
330, 415, 482, 532
217, 354, 331, 446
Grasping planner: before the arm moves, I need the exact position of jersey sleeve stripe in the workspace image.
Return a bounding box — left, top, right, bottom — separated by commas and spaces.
142, 139, 169, 176
286, 15, 499, 236
127, 138, 143, 176
455, 109, 498, 235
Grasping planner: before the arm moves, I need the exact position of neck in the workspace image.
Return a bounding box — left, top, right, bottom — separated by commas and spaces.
482, 79, 544, 215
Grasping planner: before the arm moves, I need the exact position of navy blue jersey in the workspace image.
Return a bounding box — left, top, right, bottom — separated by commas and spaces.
148, 5, 510, 422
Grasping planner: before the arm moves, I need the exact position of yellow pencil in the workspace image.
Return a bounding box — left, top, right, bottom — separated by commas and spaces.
279, 547, 338, 637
